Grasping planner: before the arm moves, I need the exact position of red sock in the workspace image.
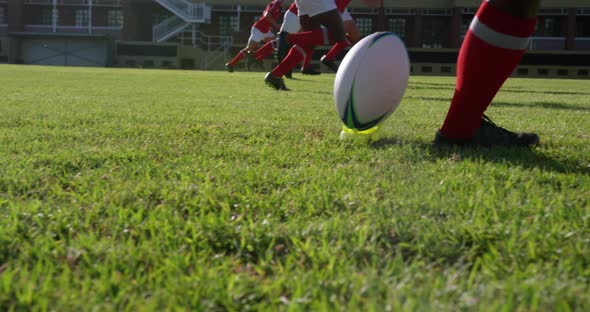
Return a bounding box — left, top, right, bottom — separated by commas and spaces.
227, 49, 247, 67
254, 41, 276, 61
302, 49, 312, 69
324, 40, 349, 61
440, 1, 537, 139
288, 28, 329, 47
271, 45, 311, 77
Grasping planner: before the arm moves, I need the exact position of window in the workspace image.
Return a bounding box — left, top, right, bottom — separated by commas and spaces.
388, 18, 406, 39
356, 17, 373, 37
75, 9, 89, 27
536, 17, 562, 37
219, 15, 238, 36
41, 8, 56, 25
422, 17, 447, 48
576, 17, 590, 37
107, 9, 123, 27
462, 15, 474, 35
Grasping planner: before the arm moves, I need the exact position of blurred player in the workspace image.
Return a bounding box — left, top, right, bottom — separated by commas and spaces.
252, 2, 310, 78
265, 0, 376, 90
435, 0, 542, 146
254, 2, 322, 76
255, 1, 363, 77
319, 6, 361, 72
225, 0, 284, 72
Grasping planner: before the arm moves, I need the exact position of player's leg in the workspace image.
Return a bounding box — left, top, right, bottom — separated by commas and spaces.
249, 33, 276, 70
226, 45, 250, 72
254, 39, 277, 62
292, 14, 318, 75
343, 19, 361, 44
278, 9, 301, 78
244, 41, 262, 71
321, 10, 356, 72
265, 1, 342, 90
269, 9, 342, 77
287, 9, 346, 47
226, 28, 261, 72
435, 0, 542, 146
300, 50, 321, 75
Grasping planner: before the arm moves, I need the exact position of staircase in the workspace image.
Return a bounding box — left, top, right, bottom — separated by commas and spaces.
153, 15, 190, 43
199, 37, 233, 70
178, 27, 233, 69
152, 0, 211, 43
152, 0, 231, 70
153, 0, 211, 23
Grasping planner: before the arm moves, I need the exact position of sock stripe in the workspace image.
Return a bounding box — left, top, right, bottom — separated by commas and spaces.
293, 44, 307, 59
470, 16, 530, 51
322, 28, 330, 45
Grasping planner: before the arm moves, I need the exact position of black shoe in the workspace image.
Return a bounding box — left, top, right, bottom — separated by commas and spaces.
285, 70, 293, 79
320, 55, 338, 72
301, 67, 321, 75
264, 72, 290, 91
433, 115, 540, 147
225, 63, 234, 73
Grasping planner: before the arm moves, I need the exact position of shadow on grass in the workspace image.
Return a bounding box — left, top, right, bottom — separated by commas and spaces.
370, 137, 590, 175
408, 82, 590, 96
408, 82, 590, 95
408, 82, 456, 88
493, 101, 590, 112
303, 89, 333, 95
500, 89, 590, 96
404, 95, 590, 112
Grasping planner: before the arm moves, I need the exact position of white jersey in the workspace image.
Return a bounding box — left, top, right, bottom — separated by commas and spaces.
248, 27, 275, 43
294, 0, 337, 17
280, 9, 301, 33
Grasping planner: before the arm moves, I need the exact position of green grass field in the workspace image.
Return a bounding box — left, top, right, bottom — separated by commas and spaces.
0, 64, 589, 311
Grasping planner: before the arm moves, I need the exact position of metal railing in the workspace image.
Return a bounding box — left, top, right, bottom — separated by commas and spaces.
574, 37, 590, 50
153, 15, 190, 42
24, 24, 123, 37
178, 29, 232, 69
179, 31, 232, 50
153, 0, 211, 23
200, 44, 230, 70
528, 37, 566, 50
24, 0, 121, 5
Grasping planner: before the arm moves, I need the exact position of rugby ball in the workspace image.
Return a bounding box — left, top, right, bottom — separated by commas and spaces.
334, 32, 410, 131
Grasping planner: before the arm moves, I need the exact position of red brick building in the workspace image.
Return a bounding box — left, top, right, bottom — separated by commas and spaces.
1, 0, 590, 71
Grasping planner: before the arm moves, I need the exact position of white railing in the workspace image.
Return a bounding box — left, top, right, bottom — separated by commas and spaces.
152, 15, 190, 42
24, 24, 122, 36
180, 32, 232, 50
176, 27, 232, 69
526, 37, 590, 51
154, 0, 211, 23
200, 44, 230, 70
574, 37, 590, 50
24, 0, 121, 5
528, 37, 566, 50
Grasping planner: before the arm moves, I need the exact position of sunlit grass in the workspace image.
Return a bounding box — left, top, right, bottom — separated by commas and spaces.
0, 65, 588, 311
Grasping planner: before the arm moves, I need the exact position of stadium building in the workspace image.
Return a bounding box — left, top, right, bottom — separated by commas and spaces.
1, 0, 590, 77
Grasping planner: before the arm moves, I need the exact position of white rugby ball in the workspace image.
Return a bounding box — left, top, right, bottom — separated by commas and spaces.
334, 32, 410, 131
